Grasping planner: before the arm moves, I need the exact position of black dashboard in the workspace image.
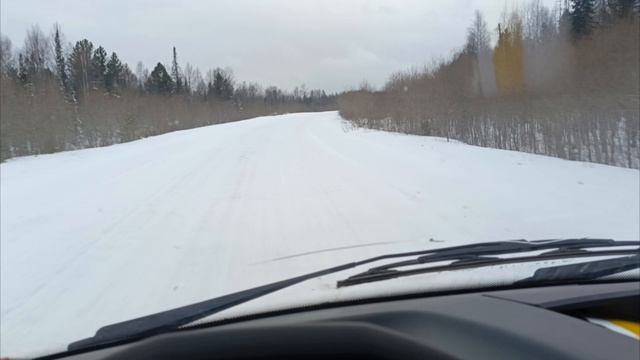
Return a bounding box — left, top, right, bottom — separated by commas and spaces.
49, 282, 640, 360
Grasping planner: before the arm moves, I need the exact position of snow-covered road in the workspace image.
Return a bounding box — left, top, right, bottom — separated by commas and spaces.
1, 111, 639, 356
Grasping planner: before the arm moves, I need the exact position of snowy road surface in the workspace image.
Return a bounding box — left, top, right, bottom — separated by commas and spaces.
2, 111, 639, 356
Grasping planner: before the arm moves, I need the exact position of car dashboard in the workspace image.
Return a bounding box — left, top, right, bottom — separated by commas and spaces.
48, 281, 639, 360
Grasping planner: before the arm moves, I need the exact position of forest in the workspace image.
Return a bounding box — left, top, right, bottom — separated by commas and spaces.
0, 27, 335, 161
1, 0, 638, 168
338, 0, 640, 168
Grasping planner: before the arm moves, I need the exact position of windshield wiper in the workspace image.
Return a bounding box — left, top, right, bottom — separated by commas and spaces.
68, 238, 638, 352
516, 254, 640, 285
336, 239, 639, 287
68, 262, 355, 351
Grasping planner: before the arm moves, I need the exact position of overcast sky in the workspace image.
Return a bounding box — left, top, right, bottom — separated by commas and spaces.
1, 0, 556, 92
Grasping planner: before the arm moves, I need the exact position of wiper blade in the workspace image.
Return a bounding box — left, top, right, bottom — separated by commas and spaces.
516, 254, 640, 285
367, 238, 637, 272
337, 239, 639, 287
68, 238, 637, 352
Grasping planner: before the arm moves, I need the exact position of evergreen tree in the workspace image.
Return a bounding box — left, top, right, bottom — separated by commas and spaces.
570, 0, 597, 37
146, 62, 174, 94
212, 68, 234, 100
105, 52, 123, 93
53, 24, 69, 95
171, 46, 183, 94
558, 5, 573, 37
68, 39, 94, 97
91, 46, 107, 88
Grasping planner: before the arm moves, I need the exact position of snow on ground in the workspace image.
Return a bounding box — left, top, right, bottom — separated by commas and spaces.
1, 111, 638, 357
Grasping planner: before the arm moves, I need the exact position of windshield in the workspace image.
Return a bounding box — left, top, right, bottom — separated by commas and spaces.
1, 0, 639, 357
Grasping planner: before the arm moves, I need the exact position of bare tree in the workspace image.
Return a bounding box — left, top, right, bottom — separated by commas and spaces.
523, 0, 556, 42
192, 68, 205, 97
339, 2, 639, 168
22, 25, 52, 82
466, 10, 491, 55
183, 62, 195, 93
0, 34, 14, 76
135, 61, 147, 88
466, 11, 495, 96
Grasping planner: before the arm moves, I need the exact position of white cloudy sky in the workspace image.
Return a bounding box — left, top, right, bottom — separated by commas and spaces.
1, 0, 556, 92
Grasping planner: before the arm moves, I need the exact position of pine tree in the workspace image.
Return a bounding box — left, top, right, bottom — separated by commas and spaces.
570, 0, 597, 37
146, 62, 174, 94
171, 46, 183, 94
212, 68, 234, 100
53, 24, 69, 95
105, 52, 123, 93
68, 39, 94, 97
558, 3, 573, 37
91, 46, 107, 89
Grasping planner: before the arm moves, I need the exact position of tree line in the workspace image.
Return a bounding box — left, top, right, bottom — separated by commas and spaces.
0, 25, 336, 161
338, 0, 639, 168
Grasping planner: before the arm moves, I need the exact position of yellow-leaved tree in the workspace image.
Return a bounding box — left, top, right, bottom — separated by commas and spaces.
494, 14, 525, 95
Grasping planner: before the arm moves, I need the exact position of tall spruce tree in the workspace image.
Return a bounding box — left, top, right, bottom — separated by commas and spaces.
105, 52, 123, 93
53, 24, 69, 95
146, 62, 174, 94
570, 0, 597, 37
91, 46, 107, 89
171, 47, 183, 94
212, 68, 234, 100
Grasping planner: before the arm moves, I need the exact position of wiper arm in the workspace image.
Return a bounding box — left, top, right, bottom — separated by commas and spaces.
68, 238, 637, 352
337, 239, 639, 287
